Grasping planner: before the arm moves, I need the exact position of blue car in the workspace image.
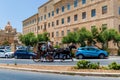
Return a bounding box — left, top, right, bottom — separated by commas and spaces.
14, 49, 36, 59
75, 46, 108, 59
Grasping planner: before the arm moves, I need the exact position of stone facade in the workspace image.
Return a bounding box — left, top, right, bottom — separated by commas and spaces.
0, 22, 17, 45
23, 0, 120, 47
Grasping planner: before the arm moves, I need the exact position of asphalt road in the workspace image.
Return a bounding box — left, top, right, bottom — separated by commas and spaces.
0, 56, 120, 66
0, 69, 120, 80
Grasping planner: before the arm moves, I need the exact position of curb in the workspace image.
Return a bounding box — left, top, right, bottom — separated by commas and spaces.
0, 66, 120, 77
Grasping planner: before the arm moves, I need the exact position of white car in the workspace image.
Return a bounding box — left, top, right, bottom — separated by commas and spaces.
0, 49, 14, 58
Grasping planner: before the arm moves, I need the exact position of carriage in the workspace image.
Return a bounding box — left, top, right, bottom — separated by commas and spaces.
33, 42, 76, 62
33, 41, 54, 62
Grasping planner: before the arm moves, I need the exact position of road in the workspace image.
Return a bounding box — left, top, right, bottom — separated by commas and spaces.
0, 56, 120, 66
0, 69, 120, 80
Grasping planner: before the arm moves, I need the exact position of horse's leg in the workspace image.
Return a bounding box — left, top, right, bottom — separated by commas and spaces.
40, 52, 44, 62
69, 52, 73, 61
54, 52, 60, 59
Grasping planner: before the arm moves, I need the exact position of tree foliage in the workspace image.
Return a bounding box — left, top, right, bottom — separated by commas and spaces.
19, 32, 49, 47
77, 27, 93, 46
37, 32, 49, 42
62, 32, 77, 44
62, 26, 120, 51
19, 33, 37, 47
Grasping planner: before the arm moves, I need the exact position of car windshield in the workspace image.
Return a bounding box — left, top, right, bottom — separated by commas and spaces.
5, 49, 11, 52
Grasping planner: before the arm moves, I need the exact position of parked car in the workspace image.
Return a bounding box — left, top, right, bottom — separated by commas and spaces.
14, 49, 36, 59
16, 46, 27, 50
0, 49, 14, 58
75, 46, 108, 59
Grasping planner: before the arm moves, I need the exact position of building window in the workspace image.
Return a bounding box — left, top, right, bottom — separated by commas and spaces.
44, 15, 46, 20
56, 8, 59, 14
41, 16, 43, 21
41, 25, 43, 29
48, 23, 50, 28
62, 6, 65, 12
52, 22, 54, 27
52, 11, 54, 16
74, 0, 78, 8
67, 3, 71, 10
52, 32, 54, 37
61, 31, 64, 36
82, 12, 86, 19
67, 16, 70, 23
67, 30, 70, 34
38, 26, 40, 30
82, 0, 86, 4
48, 33, 50, 37
102, 5, 107, 14
48, 13, 50, 18
56, 31, 59, 37
38, 17, 40, 22
74, 14, 78, 21
61, 18, 64, 24
56, 42, 58, 45
56, 20, 59, 25
44, 23, 47, 30
91, 9, 96, 17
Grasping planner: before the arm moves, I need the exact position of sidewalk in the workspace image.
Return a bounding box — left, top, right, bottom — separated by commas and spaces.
0, 64, 120, 77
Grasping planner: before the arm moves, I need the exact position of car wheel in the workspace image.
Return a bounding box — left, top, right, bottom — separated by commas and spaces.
30, 56, 33, 59
5, 55, 8, 58
78, 54, 84, 59
15, 55, 18, 59
99, 54, 105, 59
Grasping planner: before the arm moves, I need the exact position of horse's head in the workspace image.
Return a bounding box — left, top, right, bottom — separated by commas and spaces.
69, 44, 77, 49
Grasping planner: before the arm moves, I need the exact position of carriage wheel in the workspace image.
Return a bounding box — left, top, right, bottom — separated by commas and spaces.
45, 54, 54, 62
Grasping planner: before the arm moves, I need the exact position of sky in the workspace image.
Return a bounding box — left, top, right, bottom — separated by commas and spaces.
0, 0, 48, 32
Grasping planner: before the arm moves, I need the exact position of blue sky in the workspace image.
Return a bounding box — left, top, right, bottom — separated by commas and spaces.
0, 0, 48, 32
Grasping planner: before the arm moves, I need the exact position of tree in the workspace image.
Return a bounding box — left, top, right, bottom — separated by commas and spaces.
42, 32, 49, 41
19, 33, 37, 47
37, 34, 44, 42
91, 26, 118, 50
19, 34, 25, 44
76, 27, 93, 47
96, 28, 118, 50
37, 32, 49, 42
62, 27, 93, 47
62, 32, 77, 44
114, 34, 120, 49
62, 36, 69, 44
91, 26, 99, 45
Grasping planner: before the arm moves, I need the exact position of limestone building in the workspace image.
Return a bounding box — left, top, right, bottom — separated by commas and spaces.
0, 22, 18, 45
23, 0, 120, 46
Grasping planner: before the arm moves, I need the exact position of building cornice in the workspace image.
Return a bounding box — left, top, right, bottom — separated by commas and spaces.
22, 13, 38, 22
38, 0, 53, 9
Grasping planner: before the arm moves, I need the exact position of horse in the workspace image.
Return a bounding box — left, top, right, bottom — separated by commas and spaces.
54, 44, 76, 61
